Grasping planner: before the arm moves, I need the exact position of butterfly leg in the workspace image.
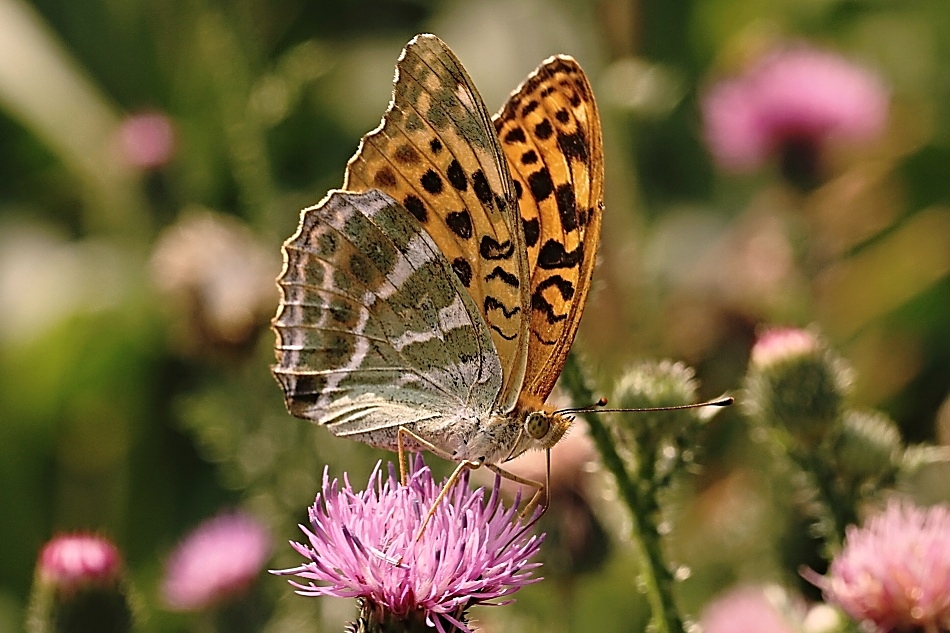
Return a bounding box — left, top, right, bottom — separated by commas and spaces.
396, 425, 473, 483
395, 426, 483, 548
484, 462, 548, 519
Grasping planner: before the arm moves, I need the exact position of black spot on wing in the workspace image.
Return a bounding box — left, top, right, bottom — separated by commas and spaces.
471, 170, 493, 205
479, 236, 514, 260
484, 296, 521, 319
528, 168, 554, 202
493, 194, 508, 213
490, 324, 519, 341
531, 291, 566, 326
555, 109, 571, 124
555, 184, 579, 232
536, 275, 575, 300
429, 138, 443, 154
503, 127, 526, 144
420, 169, 443, 194
557, 129, 588, 163
534, 120, 553, 141
522, 217, 540, 248
537, 239, 583, 269
447, 160, 467, 191
403, 194, 428, 222
485, 266, 520, 287
521, 100, 539, 117
446, 210, 473, 239
451, 257, 473, 287
521, 150, 538, 166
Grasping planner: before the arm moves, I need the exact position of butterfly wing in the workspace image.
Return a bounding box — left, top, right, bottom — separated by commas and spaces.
343, 34, 530, 411
494, 56, 604, 402
272, 189, 502, 440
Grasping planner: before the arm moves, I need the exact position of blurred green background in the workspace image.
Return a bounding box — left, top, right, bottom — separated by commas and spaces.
1, 0, 948, 631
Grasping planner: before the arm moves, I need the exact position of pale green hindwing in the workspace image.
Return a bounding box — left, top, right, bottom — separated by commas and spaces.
272, 189, 502, 441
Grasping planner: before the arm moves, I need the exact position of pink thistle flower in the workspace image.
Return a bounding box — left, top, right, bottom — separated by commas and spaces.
700, 586, 799, 633
274, 457, 544, 633
702, 45, 888, 183
162, 511, 270, 611
115, 111, 175, 169
750, 327, 821, 369
806, 500, 950, 633
37, 533, 122, 594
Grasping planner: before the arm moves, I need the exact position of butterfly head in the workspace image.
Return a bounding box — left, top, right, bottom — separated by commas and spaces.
503, 403, 574, 463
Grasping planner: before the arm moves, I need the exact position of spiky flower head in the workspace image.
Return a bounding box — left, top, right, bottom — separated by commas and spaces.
806, 500, 950, 632
161, 511, 270, 611
609, 360, 720, 485
612, 360, 701, 436
745, 327, 852, 447
274, 456, 544, 633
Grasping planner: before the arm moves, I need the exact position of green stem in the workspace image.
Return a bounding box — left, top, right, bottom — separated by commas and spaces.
786, 443, 850, 556
561, 355, 685, 633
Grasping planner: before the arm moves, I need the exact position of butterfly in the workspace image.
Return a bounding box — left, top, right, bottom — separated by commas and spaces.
272, 34, 603, 507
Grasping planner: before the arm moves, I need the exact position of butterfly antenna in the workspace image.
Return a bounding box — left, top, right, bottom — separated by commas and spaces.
556, 395, 734, 416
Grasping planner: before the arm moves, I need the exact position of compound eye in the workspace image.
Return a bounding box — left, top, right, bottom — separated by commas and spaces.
524, 412, 550, 440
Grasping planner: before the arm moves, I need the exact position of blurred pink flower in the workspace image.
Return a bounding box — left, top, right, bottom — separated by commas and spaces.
806, 500, 950, 632
702, 46, 888, 178
274, 456, 544, 633
700, 586, 798, 633
750, 327, 820, 368
162, 511, 270, 611
116, 111, 175, 169
37, 533, 122, 593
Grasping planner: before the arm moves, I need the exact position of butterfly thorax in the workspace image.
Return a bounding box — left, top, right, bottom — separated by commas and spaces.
428, 394, 573, 465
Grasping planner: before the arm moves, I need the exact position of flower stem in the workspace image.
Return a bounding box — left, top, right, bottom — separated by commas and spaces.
351, 598, 467, 632
787, 443, 850, 555
561, 355, 685, 633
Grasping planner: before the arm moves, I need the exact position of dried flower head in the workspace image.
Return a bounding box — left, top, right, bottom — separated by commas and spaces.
806, 500, 950, 632
702, 45, 888, 184
150, 209, 278, 352
274, 457, 544, 633
162, 511, 270, 611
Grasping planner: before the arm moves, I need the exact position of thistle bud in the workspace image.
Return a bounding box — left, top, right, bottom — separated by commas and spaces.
611, 360, 700, 439
832, 410, 901, 485
744, 328, 851, 447
27, 533, 133, 633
